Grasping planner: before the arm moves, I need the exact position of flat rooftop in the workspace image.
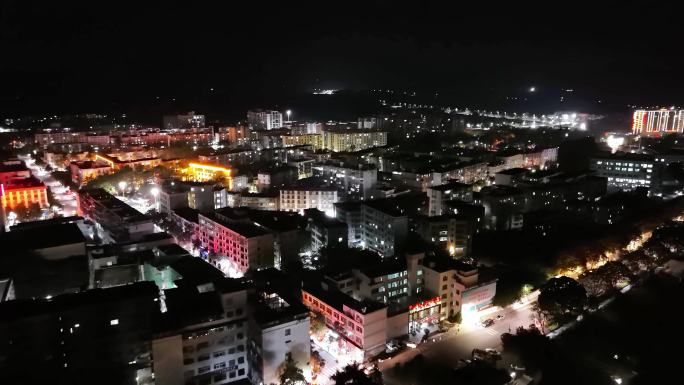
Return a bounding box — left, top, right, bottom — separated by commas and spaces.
304, 281, 386, 315
201, 211, 272, 238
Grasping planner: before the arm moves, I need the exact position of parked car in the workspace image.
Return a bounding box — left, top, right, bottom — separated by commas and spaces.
481, 319, 495, 328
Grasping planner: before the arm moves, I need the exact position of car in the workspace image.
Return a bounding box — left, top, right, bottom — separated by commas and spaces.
481, 319, 495, 328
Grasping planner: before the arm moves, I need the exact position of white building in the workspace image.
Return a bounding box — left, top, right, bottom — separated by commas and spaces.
279, 187, 339, 216
249, 290, 311, 385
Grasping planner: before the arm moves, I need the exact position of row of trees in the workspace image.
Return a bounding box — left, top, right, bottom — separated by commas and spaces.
279, 352, 383, 385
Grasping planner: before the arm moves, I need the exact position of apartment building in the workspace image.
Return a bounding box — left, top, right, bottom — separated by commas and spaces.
197, 212, 274, 275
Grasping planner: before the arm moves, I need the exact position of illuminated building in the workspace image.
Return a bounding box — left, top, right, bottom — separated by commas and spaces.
303, 208, 348, 252
240, 192, 279, 211
415, 215, 473, 258
0, 177, 49, 210
163, 111, 205, 130
186, 162, 232, 183
249, 289, 311, 385
352, 259, 409, 304
419, 254, 481, 321
361, 199, 409, 258
94, 154, 162, 171
279, 181, 339, 216
302, 282, 388, 360
427, 181, 473, 217
216, 125, 250, 145
280, 133, 324, 149
322, 130, 387, 152
34, 131, 89, 147
77, 188, 155, 242
69, 160, 112, 186
313, 162, 378, 200
287, 158, 315, 179
632, 109, 684, 135
247, 110, 283, 131
590, 153, 659, 192
153, 259, 250, 385
197, 211, 275, 275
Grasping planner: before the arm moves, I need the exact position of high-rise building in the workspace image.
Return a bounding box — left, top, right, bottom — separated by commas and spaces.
361, 200, 409, 258
632, 109, 684, 135
163, 111, 206, 130
247, 110, 283, 131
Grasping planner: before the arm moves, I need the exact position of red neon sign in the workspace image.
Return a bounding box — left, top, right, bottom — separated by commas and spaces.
409, 296, 441, 312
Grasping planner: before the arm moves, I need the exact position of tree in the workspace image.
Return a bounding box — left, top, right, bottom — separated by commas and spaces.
310, 351, 326, 381
13, 203, 43, 222
538, 276, 587, 323
331, 364, 382, 385
279, 353, 306, 385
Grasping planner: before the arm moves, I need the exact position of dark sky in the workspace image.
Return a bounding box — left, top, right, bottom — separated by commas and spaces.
1, 1, 683, 120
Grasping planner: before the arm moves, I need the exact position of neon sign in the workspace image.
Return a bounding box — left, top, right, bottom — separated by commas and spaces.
409, 296, 441, 313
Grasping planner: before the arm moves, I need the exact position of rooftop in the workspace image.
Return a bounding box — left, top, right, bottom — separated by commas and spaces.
172, 207, 200, 224
356, 258, 407, 279
304, 280, 386, 315
0, 162, 28, 173
422, 254, 477, 274
2, 222, 86, 252
201, 211, 272, 238
429, 181, 472, 192
71, 160, 111, 169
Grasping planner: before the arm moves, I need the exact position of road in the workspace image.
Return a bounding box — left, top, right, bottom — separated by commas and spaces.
20, 154, 78, 217
378, 300, 536, 383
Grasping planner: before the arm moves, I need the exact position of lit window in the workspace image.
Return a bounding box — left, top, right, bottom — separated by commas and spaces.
110, 319, 119, 325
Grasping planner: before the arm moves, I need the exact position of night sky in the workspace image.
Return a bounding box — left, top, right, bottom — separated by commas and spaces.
1, 1, 683, 120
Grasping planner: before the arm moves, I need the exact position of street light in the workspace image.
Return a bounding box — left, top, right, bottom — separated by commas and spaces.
150, 187, 159, 212
286, 109, 292, 122
118, 181, 127, 197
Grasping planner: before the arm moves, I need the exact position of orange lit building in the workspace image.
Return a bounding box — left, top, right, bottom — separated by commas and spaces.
1, 178, 49, 210
185, 162, 232, 183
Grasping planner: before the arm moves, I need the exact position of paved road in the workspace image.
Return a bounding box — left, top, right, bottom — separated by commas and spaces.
21, 155, 78, 217
378, 302, 536, 384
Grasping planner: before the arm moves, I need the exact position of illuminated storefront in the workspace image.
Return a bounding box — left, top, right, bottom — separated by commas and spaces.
408, 296, 441, 333
461, 280, 496, 314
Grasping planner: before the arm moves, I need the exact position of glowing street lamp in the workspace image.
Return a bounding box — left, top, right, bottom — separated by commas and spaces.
118, 181, 127, 196
150, 187, 160, 212
286, 109, 292, 122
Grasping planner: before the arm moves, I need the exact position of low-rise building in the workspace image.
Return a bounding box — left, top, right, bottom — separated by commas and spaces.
590, 152, 659, 192
302, 281, 387, 359
69, 160, 112, 186
77, 188, 155, 242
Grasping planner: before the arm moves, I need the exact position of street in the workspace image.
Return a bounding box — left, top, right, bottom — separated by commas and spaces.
20, 154, 78, 217
378, 300, 536, 383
